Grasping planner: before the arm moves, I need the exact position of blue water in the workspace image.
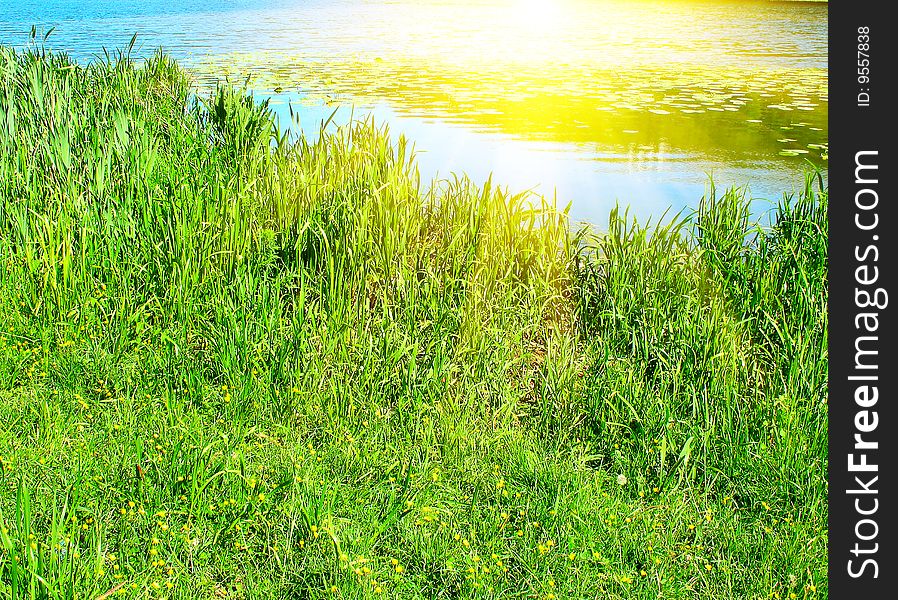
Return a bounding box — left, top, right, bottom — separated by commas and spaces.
1, 0, 828, 225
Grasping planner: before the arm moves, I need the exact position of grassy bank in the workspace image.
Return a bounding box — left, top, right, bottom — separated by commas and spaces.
0, 46, 827, 599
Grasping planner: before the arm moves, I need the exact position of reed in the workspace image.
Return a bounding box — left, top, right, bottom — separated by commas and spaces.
0, 46, 827, 599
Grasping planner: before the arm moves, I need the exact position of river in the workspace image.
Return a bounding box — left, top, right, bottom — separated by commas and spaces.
1, 0, 828, 224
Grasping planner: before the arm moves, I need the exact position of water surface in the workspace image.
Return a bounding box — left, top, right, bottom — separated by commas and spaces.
1, 0, 828, 224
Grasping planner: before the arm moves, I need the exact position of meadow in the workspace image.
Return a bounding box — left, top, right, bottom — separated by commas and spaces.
0, 45, 827, 599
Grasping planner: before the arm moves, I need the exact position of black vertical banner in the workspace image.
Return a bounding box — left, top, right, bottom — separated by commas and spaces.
829, 2, 895, 597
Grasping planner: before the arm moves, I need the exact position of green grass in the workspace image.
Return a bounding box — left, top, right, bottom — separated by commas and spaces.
0, 45, 827, 599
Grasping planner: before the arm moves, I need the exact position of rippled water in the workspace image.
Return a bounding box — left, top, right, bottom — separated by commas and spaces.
1, 0, 828, 224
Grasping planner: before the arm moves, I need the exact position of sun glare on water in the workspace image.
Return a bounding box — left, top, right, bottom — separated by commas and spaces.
511, 0, 563, 32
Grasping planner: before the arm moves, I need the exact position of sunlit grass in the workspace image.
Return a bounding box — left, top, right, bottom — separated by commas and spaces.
0, 46, 826, 599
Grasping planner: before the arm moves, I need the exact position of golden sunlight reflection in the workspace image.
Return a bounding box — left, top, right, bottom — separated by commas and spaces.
511, 0, 563, 32
5, 0, 826, 222
183, 0, 826, 221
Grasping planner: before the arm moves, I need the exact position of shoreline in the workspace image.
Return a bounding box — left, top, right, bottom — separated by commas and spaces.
0, 46, 828, 599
